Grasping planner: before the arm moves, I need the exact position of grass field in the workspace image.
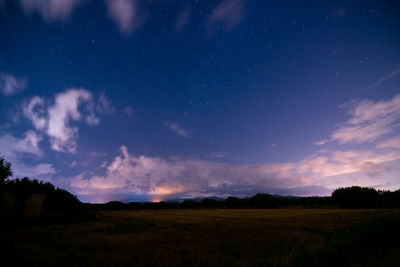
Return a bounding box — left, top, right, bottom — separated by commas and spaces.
1, 209, 400, 266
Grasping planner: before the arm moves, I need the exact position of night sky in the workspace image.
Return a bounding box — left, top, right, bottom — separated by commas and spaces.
1, 0, 400, 203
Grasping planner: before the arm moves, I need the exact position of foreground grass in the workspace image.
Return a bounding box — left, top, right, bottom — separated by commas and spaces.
1, 209, 400, 266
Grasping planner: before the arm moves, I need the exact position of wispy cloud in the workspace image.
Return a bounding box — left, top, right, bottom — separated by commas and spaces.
314, 139, 328, 146
19, 0, 84, 22
368, 66, 400, 89
164, 121, 190, 138
378, 136, 400, 149
0, 131, 55, 177
207, 0, 245, 30
321, 94, 400, 144
0, 72, 27, 96
0, 130, 43, 157
105, 0, 146, 35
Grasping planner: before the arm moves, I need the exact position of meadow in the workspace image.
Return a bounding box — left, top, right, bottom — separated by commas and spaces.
1, 209, 400, 266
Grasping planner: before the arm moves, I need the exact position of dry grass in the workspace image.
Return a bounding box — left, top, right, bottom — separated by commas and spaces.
1, 209, 400, 266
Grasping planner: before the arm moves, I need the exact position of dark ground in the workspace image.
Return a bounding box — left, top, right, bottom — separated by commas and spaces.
1, 209, 400, 266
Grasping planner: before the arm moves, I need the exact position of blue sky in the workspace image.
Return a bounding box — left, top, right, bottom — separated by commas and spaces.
1, 0, 400, 202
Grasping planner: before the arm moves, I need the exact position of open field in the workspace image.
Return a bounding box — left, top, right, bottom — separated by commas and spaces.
1, 209, 400, 266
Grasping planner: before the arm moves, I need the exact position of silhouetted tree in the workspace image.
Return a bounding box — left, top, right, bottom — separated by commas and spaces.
332, 186, 380, 208
0, 157, 13, 185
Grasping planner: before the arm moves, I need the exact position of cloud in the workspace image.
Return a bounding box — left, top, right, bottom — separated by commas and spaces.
67, 144, 400, 202
0, 131, 55, 177
328, 94, 400, 144
105, 0, 145, 35
85, 113, 100, 125
314, 140, 327, 146
69, 146, 249, 200
0, 72, 27, 96
294, 149, 400, 179
378, 136, 400, 149
164, 121, 190, 138
368, 66, 400, 89
23, 96, 47, 130
207, 0, 245, 30
12, 162, 55, 178
24, 88, 105, 153
46, 89, 95, 152
0, 130, 43, 157
19, 0, 84, 22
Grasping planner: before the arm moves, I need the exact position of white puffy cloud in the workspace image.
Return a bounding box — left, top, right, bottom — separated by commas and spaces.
0, 72, 27, 96
19, 0, 84, 22
70, 146, 234, 199
23, 88, 106, 153
46, 89, 94, 152
164, 121, 190, 138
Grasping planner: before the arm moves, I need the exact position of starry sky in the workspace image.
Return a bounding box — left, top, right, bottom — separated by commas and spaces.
1, 0, 400, 203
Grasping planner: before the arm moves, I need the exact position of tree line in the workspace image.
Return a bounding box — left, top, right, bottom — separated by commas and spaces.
97, 186, 400, 210
1, 157, 81, 216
